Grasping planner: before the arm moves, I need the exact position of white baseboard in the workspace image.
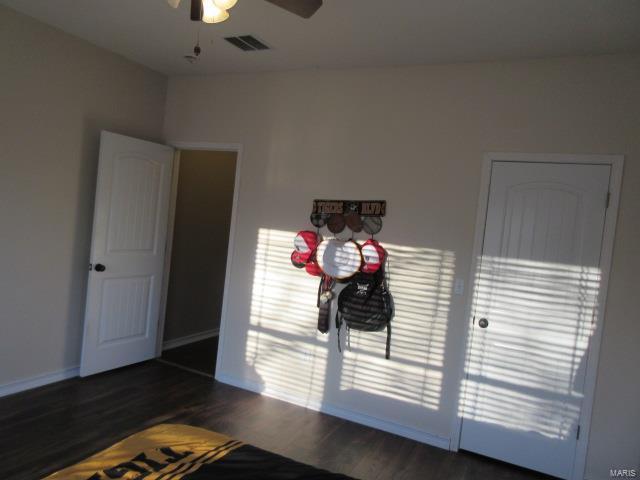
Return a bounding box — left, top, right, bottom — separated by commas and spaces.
215, 372, 451, 451
0, 366, 79, 398
0, 329, 220, 397
162, 328, 219, 351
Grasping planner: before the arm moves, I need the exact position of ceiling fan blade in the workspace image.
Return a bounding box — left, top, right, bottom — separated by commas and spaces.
167, 0, 181, 8
190, 0, 203, 20
263, 0, 323, 18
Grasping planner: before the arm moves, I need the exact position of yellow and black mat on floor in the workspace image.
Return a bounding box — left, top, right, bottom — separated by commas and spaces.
43, 423, 354, 479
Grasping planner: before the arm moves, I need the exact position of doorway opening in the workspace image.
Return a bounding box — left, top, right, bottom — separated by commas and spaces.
158, 148, 238, 377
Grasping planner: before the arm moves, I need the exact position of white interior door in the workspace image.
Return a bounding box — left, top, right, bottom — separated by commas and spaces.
460, 161, 610, 478
80, 131, 174, 377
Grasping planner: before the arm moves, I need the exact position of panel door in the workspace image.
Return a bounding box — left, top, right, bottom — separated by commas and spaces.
460, 161, 610, 478
80, 131, 174, 376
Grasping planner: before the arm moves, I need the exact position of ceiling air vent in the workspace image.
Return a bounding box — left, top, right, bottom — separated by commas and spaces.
224, 35, 270, 52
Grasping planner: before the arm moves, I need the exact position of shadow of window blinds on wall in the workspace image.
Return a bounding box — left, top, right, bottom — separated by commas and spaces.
245, 227, 455, 412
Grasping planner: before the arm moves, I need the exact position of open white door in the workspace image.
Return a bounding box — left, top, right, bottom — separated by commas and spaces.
80, 131, 174, 377
460, 161, 610, 478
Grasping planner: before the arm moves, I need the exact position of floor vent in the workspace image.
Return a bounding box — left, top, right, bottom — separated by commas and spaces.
224, 35, 270, 51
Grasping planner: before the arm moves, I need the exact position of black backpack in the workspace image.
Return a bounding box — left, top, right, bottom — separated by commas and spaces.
336, 270, 393, 359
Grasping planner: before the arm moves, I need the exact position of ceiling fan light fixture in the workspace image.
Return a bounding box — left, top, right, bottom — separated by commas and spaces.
202, 0, 229, 23
213, 0, 237, 10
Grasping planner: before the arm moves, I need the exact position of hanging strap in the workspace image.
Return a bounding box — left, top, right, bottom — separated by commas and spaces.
385, 323, 391, 360
316, 274, 324, 308
317, 302, 330, 334
317, 274, 331, 333
335, 310, 342, 353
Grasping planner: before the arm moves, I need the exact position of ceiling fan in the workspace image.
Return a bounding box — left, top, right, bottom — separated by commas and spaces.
167, 0, 323, 23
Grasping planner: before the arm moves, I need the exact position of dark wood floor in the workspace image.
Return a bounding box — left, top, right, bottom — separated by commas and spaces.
0, 361, 550, 480
160, 336, 219, 375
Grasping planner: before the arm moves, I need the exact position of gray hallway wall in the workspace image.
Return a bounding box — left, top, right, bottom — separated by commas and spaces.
163, 150, 237, 342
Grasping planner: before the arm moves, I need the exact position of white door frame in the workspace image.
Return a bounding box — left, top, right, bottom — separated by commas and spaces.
155, 142, 244, 374
449, 152, 624, 480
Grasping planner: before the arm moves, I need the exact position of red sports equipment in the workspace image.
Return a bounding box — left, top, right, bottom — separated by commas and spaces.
361, 239, 386, 273
293, 230, 320, 263
305, 260, 323, 277
291, 251, 307, 268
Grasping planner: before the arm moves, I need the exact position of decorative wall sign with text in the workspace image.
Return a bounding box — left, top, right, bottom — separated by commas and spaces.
312, 200, 386, 217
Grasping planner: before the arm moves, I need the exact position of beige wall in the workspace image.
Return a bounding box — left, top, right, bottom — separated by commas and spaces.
164, 54, 640, 479
0, 7, 167, 384
164, 150, 237, 341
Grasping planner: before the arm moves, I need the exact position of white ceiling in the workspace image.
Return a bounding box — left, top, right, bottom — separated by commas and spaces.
3, 0, 640, 75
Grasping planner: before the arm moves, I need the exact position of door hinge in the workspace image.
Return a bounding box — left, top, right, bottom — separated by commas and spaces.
576, 425, 581, 440
605, 191, 611, 209
89, 263, 93, 271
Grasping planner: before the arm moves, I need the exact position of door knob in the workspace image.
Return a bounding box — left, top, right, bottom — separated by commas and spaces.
94, 263, 106, 272
478, 318, 489, 328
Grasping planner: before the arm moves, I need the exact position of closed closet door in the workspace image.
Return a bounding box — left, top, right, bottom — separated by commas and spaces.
460, 161, 610, 478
